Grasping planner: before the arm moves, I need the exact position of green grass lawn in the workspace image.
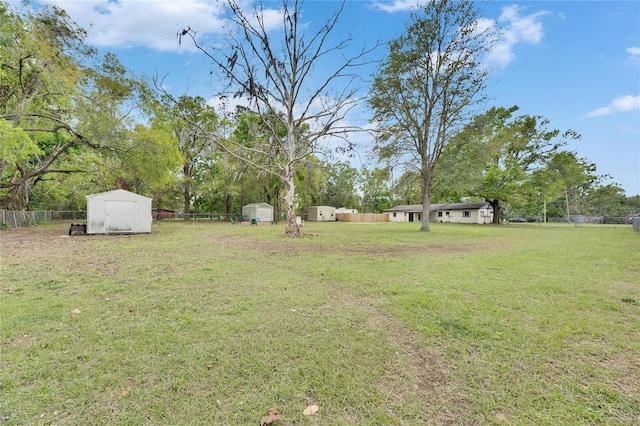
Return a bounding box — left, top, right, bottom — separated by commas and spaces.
2, 221, 639, 425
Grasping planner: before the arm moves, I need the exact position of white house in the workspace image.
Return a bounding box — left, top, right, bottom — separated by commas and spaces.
335, 207, 358, 214
385, 202, 493, 224
86, 189, 152, 234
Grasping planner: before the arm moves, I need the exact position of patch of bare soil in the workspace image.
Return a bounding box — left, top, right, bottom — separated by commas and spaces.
320, 289, 472, 424
1, 222, 70, 245
367, 306, 472, 424
212, 235, 489, 259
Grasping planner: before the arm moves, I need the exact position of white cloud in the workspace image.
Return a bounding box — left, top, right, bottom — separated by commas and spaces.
587, 95, 640, 117
484, 5, 549, 68
369, 0, 426, 13
39, 0, 226, 52
38, 1, 285, 52
370, 3, 549, 69
627, 47, 640, 56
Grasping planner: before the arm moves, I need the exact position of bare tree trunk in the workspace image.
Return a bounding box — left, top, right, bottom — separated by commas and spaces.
420, 188, 431, 231
224, 193, 232, 219
274, 186, 280, 220
420, 165, 431, 231
284, 164, 301, 237
183, 187, 191, 221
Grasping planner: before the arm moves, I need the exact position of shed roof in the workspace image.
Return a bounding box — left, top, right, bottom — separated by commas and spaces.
86, 189, 151, 200
243, 202, 273, 208
385, 202, 490, 213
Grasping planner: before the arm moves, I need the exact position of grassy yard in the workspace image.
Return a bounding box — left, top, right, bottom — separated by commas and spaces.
1, 221, 639, 425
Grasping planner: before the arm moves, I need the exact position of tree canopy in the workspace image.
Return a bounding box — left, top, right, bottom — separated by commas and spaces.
369, 0, 498, 231
437, 106, 583, 222
0, 2, 159, 209
177, 0, 375, 236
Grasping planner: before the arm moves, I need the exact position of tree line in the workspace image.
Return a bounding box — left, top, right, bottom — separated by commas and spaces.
1, 1, 637, 235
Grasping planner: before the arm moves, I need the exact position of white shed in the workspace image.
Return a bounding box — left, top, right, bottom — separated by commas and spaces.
242, 202, 273, 223
86, 189, 152, 234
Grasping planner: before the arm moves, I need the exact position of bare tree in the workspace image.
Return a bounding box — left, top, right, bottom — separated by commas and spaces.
369, 0, 499, 231
179, 0, 375, 236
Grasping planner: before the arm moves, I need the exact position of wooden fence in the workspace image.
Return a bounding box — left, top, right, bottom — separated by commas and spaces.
335, 212, 389, 223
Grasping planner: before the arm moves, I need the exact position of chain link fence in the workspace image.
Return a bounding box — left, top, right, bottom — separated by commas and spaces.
2, 209, 638, 229
0, 210, 236, 228
1, 210, 87, 228
1, 210, 52, 228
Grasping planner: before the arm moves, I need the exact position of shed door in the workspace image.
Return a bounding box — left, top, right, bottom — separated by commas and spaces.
257, 208, 272, 222
106, 201, 135, 232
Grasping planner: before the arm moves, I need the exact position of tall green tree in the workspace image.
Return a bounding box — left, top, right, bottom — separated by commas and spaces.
369, 0, 498, 231
155, 95, 220, 220
391, 170, 422, 205
582, 184, 627, 218
294, 156, 327, 209
322, 161, 360, 209
531, 150, 597, 221
179, 0, 374, 236
360, 166, 392, 213
440, 106, 581, 223
0, 2, 153, 209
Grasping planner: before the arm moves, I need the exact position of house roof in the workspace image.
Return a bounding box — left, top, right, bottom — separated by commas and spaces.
385, 202, 490, 213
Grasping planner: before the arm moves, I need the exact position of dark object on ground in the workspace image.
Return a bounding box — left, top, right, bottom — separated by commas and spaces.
69, 223, 87, 235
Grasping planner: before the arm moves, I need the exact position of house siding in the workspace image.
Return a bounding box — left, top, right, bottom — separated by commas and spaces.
386, 203, 493, 224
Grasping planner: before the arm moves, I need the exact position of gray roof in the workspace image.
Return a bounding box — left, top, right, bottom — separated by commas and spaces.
385, 202, 490, 213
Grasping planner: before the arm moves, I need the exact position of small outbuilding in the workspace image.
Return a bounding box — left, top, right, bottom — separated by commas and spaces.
306, 206, 336, 222
86, 189, 152, 234
242, 202, 274, 224
152, 208, 176, 220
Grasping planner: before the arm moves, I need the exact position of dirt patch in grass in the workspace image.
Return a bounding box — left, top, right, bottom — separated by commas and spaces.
211, 234, 491, 258
319, 288, 472, 424
1, 222, 489, 259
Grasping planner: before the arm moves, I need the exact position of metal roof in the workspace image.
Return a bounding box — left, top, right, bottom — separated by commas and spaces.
385, 202, 490, 213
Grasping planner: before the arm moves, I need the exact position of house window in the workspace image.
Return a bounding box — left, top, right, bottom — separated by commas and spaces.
437, 212, 443, 217
446, 211, 450, 216
393, 212, 397, 217
480, 211, 484, 217
463, 211, 470, 217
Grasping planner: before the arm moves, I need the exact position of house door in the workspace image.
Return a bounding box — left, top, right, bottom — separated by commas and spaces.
106, 201, 135, 232
408, 213, 414, 222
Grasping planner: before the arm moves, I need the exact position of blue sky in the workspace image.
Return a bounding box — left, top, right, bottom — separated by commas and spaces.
29, 0, 640, 196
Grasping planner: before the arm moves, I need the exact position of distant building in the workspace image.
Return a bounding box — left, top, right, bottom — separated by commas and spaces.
152, 208, 176, 220
242, 203, 274, 223
306, 206, 336, 222
335, 207, 358, 214
385, 202, 493, 224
